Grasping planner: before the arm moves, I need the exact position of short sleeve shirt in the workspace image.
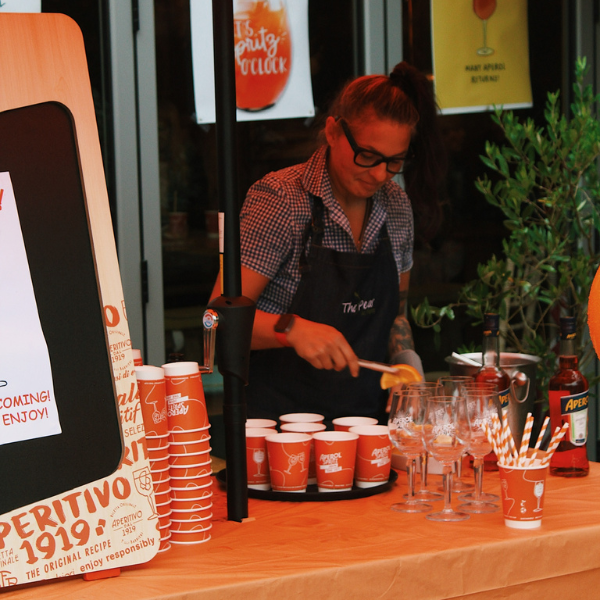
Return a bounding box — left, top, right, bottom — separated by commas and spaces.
240, 145, 414, 313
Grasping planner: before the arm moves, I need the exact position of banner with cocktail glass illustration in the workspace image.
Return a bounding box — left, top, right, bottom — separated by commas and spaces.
431, 0, 532, 114
190, 0, 314, 123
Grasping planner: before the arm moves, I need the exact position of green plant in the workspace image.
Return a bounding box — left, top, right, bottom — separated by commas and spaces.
412, 57, 600, 397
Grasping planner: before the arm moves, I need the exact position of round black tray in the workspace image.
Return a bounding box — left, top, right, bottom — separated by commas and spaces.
215, 468, 398, 502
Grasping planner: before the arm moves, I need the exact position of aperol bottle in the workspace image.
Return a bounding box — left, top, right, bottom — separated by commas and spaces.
549, 317, 589, 477
233, 0, 292, 111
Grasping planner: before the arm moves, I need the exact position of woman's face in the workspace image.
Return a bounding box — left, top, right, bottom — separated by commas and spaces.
325, 111, 412, 203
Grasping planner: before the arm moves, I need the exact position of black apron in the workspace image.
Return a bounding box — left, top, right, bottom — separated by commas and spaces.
246, 197, 400, 422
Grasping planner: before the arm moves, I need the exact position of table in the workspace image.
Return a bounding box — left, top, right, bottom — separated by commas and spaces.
4, 463, 600, 600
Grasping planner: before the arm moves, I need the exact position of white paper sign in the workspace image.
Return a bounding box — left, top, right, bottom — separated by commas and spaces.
0, 1, 41, 12
0, 172, 61, 445
191, 0, 314, 123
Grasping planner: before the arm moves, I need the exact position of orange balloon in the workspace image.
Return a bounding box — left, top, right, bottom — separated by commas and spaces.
588, 265, 600, 359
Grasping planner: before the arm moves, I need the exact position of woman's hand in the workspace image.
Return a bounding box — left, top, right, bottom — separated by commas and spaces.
287, 317, 359, 377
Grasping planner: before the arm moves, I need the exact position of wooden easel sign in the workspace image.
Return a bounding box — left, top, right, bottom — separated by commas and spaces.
0, 15, 160, 587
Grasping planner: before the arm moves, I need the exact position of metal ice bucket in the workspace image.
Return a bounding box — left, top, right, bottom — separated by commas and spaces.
445, 352, 541, 447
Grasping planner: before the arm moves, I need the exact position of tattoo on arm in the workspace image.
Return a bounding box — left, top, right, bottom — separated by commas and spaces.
388, 291, 415, 357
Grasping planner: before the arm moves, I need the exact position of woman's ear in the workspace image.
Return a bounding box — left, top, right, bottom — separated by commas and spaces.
324, 116, 339, 147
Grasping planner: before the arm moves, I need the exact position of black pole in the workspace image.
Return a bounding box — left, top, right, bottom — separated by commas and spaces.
210, 0, 255, 522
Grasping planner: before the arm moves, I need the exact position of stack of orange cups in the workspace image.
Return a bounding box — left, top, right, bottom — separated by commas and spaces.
134, 365, 171, 552
162, 361, 212, 545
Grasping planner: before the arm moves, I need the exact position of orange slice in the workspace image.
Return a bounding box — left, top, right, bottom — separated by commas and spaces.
379, 364, 423, 389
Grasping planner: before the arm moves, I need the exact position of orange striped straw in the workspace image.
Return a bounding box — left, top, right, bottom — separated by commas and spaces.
534, 416, 550, 450
540, 423, 569, 466
517, 413, 534, 467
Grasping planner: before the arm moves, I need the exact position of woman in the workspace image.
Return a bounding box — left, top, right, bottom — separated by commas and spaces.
212, 61, 445, 422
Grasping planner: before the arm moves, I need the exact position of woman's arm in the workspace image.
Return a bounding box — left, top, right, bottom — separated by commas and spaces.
388, 270, 424, 376
210, 267, 359, 376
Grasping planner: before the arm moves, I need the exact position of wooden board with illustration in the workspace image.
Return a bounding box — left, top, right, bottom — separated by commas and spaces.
0, 13, 159, 588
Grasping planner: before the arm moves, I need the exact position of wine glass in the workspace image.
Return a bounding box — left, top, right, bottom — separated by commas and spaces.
388, 390, 433, 513
473, 0, 497, 56
437, 375, 475, 492
422, 396, 471, 522
456, 388, 499, 513
405, 382, 443, 502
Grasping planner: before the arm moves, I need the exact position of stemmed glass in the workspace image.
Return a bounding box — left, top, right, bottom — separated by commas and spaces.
473, 0, 497, 56
388, 390, 432, 513
406, 382, 443, 502
422, 396, 471, 522
438, 376, 475, 492
457, 388, 499, 513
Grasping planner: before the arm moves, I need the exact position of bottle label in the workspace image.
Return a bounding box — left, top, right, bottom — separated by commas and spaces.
498, 388, 510, 409
549, 389, 588, 446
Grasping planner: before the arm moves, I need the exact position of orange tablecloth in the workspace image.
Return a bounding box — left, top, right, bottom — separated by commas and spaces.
4, 463, 600, 600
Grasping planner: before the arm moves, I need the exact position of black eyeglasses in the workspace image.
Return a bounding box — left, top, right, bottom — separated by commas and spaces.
337, 118, 413, 174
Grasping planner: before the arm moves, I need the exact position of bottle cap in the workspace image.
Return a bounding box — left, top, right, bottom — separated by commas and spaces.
483, 313, 499, 335
559, 316, 577, 339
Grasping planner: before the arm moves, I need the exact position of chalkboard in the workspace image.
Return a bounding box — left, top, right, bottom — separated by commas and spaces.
0, 101, 123, 514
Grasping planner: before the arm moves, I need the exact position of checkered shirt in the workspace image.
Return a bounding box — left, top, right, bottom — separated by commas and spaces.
240, 145, 414, 313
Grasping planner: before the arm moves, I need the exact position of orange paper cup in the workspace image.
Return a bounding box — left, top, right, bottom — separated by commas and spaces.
279, 413, 324, 425
170, 516, 212, 532
154, 491, 172, 508
170, 463, 212, 479
135, 366, 168, 437
170, 527, 212, 545
170, 507, 212, 522
313, 431, 358, 492
280, 422, 327, 485
162, 361, 209, 432
169, 426, 211, 444
170, 474, 212, 490
154, 480, 171, 496
170, 502, 213, 516
170, 495, 213, 512
266, 432, 311, 493
169, 450, 212, 468
348, 424, 392, 488
498, 463, 549, 529
168, 440, 211, 455
149, 456, 170, 472
246, 427, 273, 491
170, 481, 213, 500
146, 434, 170, 451
151, 469, 170, 485
332, 416, 378, 432
158, 513, 171, 531
246, 418, 277, 429
132, 348, 143, 367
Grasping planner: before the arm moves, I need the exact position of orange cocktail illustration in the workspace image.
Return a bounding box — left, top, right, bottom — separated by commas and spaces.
473, 0, 497, 56
234, 0, 292, 111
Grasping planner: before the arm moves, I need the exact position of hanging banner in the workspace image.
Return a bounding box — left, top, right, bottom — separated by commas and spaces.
0, 1, 41, 12
0, 172, 61, 445
431, 0, 532, 115
191, 0, 314, 123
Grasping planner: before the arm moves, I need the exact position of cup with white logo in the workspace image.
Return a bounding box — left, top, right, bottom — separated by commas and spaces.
246, 427, 274, 490
280, 421, 327, 485
265, 432, 311, 492
349, 424, 392, 488
313, 431, 358, 492
162, 361, 209, 432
